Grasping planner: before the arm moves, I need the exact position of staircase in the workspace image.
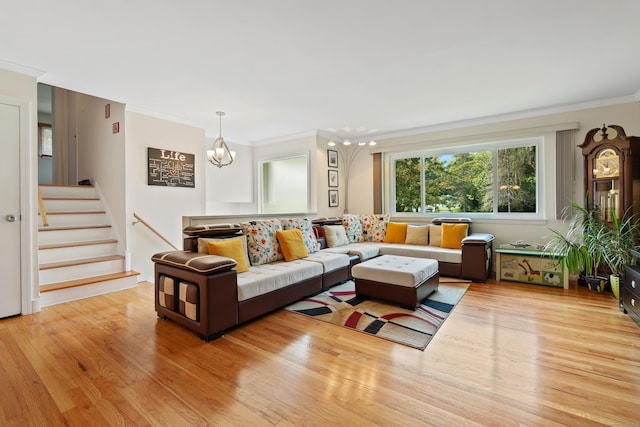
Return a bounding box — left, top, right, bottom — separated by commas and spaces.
38, 184, 139, 307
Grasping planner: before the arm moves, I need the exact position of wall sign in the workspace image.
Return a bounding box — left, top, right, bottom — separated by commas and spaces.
147, 147, 195, 188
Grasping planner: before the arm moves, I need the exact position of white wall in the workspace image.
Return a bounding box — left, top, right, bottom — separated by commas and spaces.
76, 94, 127, 255
125, 112, 206, 281
205, 138, 255, 215
350, 101, 640, 249
316, 136, 375, 218
252, 133, 319, 214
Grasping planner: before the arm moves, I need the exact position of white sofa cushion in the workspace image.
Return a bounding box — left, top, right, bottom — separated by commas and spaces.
236, 260, 323, 302
304, 251, 350, 273
322, 243, 381, 260
351, 255, 439, 287
378, 243, 462, 264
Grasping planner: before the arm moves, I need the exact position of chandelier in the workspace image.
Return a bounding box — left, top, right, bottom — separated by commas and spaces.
207, 111, 235, 167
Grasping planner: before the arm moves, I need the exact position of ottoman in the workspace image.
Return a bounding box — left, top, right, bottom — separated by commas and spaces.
351, 255, 439, 308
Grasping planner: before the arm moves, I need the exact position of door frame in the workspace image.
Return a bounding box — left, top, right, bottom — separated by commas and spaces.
1, 94, 37, 315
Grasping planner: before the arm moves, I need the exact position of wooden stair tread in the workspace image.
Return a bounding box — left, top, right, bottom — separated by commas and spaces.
40, 271, 140, 293
41, 211, 106, 216
43, 197, 100, 201
38, 224, 111, 232
39, 184, 95, 188
39, 255, 124, 271
39, 239, 118, 250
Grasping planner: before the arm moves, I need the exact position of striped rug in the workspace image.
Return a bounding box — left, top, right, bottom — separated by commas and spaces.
284, 277, 470, 350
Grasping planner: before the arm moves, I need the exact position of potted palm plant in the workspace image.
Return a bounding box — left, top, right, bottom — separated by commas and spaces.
545, 200, 609, 292
600, 206, 640, 299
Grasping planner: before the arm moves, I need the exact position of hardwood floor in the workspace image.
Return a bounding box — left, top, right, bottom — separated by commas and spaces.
1, 279, 639, 426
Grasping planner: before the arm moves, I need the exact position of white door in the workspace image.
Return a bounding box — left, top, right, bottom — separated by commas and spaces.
0, 101, 22, 317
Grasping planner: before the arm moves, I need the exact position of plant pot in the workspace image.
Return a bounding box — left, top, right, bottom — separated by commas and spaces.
585, 275, 608, 293
610, 274, 620, 299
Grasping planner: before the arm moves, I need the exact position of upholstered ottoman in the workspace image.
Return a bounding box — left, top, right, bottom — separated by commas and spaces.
351, 255, 439, 308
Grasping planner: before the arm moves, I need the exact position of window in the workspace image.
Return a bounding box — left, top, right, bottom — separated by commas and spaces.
260, 154, 309, 213
391, 138, 541, 217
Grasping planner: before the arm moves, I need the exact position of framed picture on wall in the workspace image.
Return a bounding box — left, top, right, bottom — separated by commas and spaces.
327, 149, 338, 168
328, 169, 338, 187
329, 189, 339, 207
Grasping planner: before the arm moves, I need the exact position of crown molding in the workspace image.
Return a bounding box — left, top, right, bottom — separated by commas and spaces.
371, 94, 640, 141
0, 59, 46, 78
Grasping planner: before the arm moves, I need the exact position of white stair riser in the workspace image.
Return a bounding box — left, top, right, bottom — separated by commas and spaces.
39, 259, 125, 285
39, 213, 108, 227
38, 227, 112, 245
43, 199, 103, 212
39, 242, 118, 264
40, 276, 138, 307
39, 185, 97, 199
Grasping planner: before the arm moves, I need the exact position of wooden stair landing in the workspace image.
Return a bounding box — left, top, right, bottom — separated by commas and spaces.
40, 271, 140, 293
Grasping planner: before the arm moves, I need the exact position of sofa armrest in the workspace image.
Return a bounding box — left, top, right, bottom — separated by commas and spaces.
461, 233, 494, 282
462, 233, 495, 245
152, 251, 237, 274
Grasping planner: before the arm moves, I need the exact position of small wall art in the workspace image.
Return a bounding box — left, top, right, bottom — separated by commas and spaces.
328, 169, 338, 187
329, 189, 339, 207
327, 149, 338, 168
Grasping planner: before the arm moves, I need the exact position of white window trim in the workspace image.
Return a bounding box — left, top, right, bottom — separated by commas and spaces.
387, 136, 545, 220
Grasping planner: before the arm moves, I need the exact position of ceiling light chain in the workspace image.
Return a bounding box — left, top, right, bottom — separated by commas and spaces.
207, 111, 236, 168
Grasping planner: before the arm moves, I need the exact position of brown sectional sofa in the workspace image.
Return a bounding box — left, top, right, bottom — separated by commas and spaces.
152, 215, 494, 341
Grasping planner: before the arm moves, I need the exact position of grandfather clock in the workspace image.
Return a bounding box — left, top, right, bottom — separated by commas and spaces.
579, 124, 640, 222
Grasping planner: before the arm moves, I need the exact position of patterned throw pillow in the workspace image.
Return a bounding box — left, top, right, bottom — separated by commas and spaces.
360, 214, 389, 242
280, 218, 320, 253
342, 214, 363, 243
241, 219, 284, 266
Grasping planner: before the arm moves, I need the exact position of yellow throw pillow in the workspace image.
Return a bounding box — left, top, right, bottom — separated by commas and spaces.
440, 223, 469, 249
276, 229, 309, 261
405, 225, 429, 245
384, 222, 408, 243
207, 239, 250, 273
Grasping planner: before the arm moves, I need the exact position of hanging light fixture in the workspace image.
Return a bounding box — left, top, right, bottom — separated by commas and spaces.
207, 111, 236, 168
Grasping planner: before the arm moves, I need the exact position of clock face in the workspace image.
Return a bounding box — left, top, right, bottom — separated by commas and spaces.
593, 148, 620, 178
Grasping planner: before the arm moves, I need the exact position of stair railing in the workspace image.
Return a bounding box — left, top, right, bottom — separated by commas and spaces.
38, 187, 49, 226
132, 212, 179, 250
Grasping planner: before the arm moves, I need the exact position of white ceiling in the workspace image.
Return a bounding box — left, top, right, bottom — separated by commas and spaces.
3, 0, 640, 144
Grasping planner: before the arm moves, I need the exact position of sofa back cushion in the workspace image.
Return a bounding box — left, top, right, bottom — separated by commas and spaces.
405, 224, 429, 245
241, 219, 284, 266
342, 214, 363, 243
280, 217, 320, 253
324, 225, 349, 247
276, 229, 309, 261
428, 225, 442, 247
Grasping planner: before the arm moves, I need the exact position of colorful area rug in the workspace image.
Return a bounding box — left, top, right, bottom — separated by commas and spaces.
284, 277, 470, 350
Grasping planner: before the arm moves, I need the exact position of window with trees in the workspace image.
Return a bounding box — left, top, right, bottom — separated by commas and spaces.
392, 138, 540, 216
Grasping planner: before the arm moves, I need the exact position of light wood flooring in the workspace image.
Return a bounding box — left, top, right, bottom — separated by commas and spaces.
1, 279, 639, 426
